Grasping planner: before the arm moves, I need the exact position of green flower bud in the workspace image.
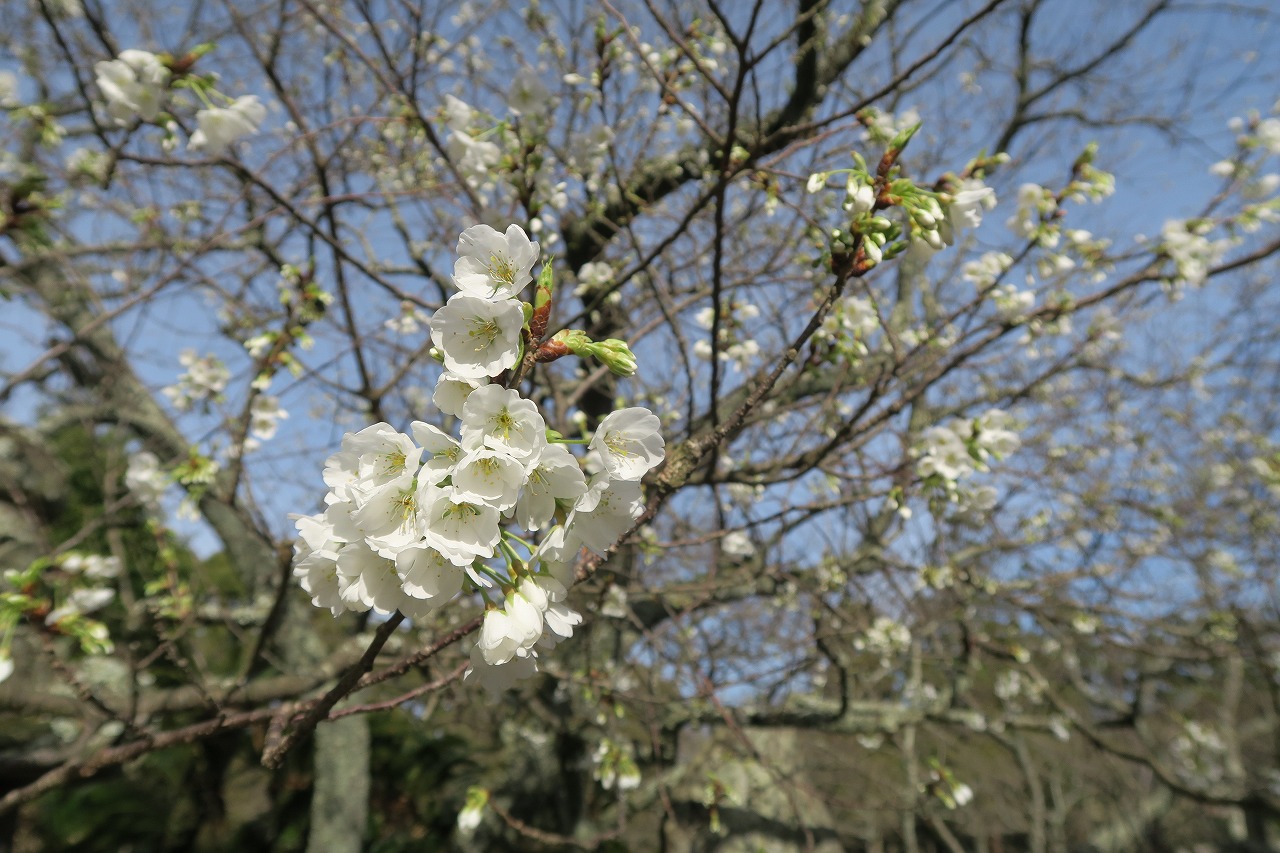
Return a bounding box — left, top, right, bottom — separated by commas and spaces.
889, 120, 922, 152
533, 263, 555, 311
550, 329, 593, 354
548, 331, 638, 377
586, 338, 637, 377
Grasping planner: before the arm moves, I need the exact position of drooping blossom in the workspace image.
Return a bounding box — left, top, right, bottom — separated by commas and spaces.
189, 95, 267, 155
94, 49, 169, 125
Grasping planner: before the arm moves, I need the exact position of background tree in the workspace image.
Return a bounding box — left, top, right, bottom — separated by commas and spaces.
1, 0, 1279, 851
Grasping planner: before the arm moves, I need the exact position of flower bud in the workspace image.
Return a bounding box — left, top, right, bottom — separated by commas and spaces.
457, 787, 489, 834
889, 121, 922, 151
551, 329, 592, 355
851, 183, 876, 215
920, 228, 944, 250
533, 263, 555, 311
586, 338, 638, 377
547, 331, 637, 376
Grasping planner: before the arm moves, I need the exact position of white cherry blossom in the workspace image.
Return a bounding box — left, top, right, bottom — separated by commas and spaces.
967, 409, 1021, 460
248, 395, 288, 441
322, 448, 360, 499
125, 451, 168, 509
335, 542, 405, 614
410, 421, 462, 483
395, 545, 462, 607
442, 94, 473, 131
419, 486, 501, 567
464, 643, 538, 696
342, 423, 423, 492
589, 407, 665, 481
94, 49, 169, 125
567, 476, 645, 555
429, 293, 524, 379
478, 604, 534, 665
62, 554, 122, 580
449, 132, 503, 187
352, 473, 422, 557
514, 443, 588, 531
1161, 219, 1231, 287
507, 75, 550, 117
533, 523, 579, 567
938, 180, 996, 245
721, 531, 756, 558
916, 426, 974, 483
322, 496, 362, 543
540, 602, 583, 643
163, 350, 229, 411
189, 95, 267, 155
293, 549, 344, 615
45, 587, 115, 625
433, 371, 482, 417
460, 385, 547, 461
451, 446, 526, 511
453, 223, 539, 300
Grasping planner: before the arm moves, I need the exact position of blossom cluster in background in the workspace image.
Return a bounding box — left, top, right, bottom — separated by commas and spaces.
93, 47, 266, 155
914, 409, 1021, 509
291, 225, 664, 694
162, 349, 229, 411
0, 551, 121, 685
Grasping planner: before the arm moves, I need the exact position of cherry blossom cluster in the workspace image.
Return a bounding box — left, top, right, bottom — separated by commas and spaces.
434, 91, 600, 241
1169, 721, 1228, 786
915, 409, 1021, 502
592, 737, 642, 792
805, 130, 1000, 271
94, 50, 169, 125
819, 295, 880, 357
125, 451, 170, 510
911, 178, 995, 253
162, 349, 229, 411
1154, 108, 1280, 294
860, 106, 923, 146
692, 302, 761, 370
93, 48, 266, 155
292, 224, 665, 693
1159, 219, 1232, 288
962, 251, 1014, 290
854, 615, 912, 663
0, 551, 121, 686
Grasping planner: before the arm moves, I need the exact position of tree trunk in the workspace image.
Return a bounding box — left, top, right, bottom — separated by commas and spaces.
306, 715, 370, 853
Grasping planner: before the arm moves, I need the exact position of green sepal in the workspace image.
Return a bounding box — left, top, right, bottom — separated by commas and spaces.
534, 263, 554, 311
889, 121, 922, 152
